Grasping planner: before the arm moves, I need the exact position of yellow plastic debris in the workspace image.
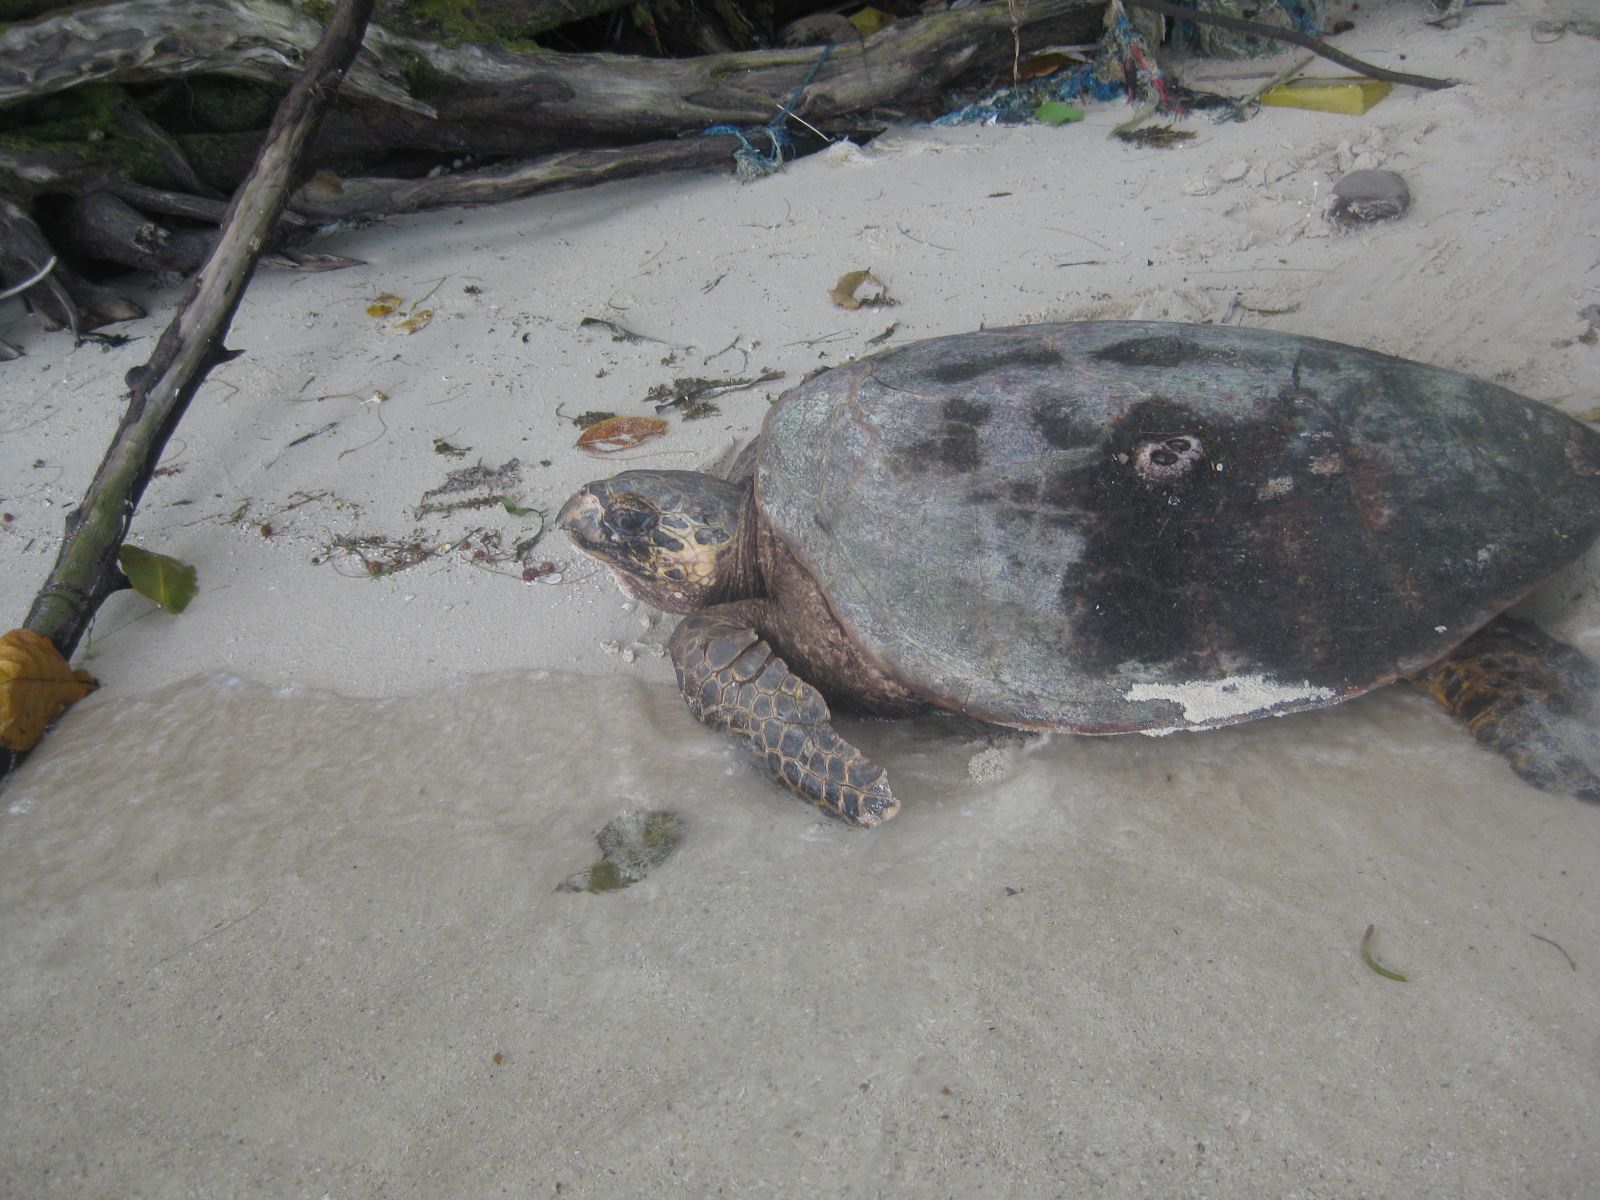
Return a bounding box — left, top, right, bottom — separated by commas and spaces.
1259, 76, 1393, 116
848, 6, 894, 37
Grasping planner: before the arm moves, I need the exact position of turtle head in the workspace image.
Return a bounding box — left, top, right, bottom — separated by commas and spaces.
558, 469, 752, 613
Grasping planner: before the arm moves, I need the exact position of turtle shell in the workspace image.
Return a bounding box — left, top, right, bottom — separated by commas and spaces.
756, 322, 1600, 733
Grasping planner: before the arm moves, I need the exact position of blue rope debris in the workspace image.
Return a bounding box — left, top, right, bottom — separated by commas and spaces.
930, 0, 1327, 128
935, 0, 1175, 127
702, 46, 831, 182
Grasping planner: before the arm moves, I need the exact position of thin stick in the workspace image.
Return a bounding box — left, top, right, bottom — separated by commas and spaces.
16, 0, 378, 669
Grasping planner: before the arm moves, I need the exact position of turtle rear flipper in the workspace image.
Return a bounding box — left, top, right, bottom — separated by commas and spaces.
1414, 616, 1600, 803
670, 612, 899, 827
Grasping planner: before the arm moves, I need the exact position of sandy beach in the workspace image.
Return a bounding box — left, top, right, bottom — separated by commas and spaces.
2, 2, 1598, 1196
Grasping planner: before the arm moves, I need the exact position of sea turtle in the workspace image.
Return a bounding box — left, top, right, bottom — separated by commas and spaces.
559, 321, 1600, 826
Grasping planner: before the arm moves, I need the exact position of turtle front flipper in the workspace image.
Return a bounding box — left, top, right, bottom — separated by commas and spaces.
669, 613, 899, 826
1413, 616, 1600, 803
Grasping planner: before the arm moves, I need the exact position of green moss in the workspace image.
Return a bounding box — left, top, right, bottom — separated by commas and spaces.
133, 77, 286, 135
0, 83, 174, 188
376, 0, 551, 48
395, 51, 457, 102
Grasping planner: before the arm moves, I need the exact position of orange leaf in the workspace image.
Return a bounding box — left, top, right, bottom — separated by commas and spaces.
0, 628, 98, 752
576, 416, 668, 454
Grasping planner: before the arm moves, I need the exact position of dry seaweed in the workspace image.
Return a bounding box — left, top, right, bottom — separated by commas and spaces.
646, 370, 786, 416
1114, 127, 1197, 148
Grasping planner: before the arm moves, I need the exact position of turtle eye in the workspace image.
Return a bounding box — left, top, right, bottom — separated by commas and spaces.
606, 500, 659, 539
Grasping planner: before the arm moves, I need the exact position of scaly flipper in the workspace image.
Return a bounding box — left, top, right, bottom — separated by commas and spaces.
669, 613, 899, 826
1413, 616, 1600, 803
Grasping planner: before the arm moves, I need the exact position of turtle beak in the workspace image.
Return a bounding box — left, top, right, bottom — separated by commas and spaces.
557, 486, 606, 552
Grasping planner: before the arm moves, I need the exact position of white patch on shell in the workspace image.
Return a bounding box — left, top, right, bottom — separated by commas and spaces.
1126, 674, 1337, 732
1256, 475, 1295, 500
1308, 453, 1344, 475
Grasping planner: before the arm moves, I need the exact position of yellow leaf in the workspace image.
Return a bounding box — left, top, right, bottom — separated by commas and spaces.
0, 628, 98, 752
366, 292, 403, 317
397, 308, 433, 334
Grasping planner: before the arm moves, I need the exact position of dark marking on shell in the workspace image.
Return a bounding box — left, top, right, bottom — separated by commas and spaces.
929, 345, 1062, 384
1092, 335, 1212, 368
1031, 405, 1100, 451
893, 395, 992, 476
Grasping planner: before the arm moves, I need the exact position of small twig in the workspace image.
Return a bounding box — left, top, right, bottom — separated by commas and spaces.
1529, 932, 1577, 971
781, 108, 834, 144
338, 404, 389, 458
897, 223, 958, 252
151, 899, 268, 966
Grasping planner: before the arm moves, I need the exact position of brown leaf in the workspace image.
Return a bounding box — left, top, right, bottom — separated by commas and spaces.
829, 269, 890, 310
366, 292, 403, 317
576, 416, 668, 454
0, 628, 98, 752
396, 308, 433, 334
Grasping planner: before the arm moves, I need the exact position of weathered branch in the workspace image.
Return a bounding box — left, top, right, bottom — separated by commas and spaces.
2, 0, 1107, 152
21, 0, 379, 661
0, 0, 426, 113
291, 134, 750, 218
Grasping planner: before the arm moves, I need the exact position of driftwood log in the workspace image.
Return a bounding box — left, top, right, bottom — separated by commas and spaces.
0, 0, 1108, 336
1, 0, 1449, 339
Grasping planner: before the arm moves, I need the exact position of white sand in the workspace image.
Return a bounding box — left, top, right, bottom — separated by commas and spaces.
2, 3, 1598, 1196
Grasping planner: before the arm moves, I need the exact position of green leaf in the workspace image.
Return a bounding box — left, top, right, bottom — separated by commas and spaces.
117, 545, 198, 614
1035, 101, 1085, 126
503, 498, 536, 517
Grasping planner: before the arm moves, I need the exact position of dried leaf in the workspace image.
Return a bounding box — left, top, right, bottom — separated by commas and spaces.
829, 269, 891, 310
1018, 51, 1084, 79
0, 628, 98, 752
396, 308, 433, 334
366, 292, 403, 317
118, 545, 198, 614
577, 416, 668, 454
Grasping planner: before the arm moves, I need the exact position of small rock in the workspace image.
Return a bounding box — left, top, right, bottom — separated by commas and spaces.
1329, 169, 1410, 224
